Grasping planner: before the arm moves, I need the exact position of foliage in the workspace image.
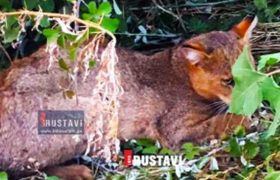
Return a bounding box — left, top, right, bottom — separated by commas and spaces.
0, 0, 121, 71
254, 0, 280, 21
229, 47, 280, 138
102, 42, 280, 180
0, 172, 8, 180
0, 0, 280, 180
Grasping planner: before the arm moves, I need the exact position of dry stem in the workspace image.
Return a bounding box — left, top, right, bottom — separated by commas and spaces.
0, 10, 116, 43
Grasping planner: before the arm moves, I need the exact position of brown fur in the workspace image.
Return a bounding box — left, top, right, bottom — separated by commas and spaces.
0, 17, 256, 179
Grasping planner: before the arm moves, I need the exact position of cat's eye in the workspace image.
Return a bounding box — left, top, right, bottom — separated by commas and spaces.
222, 78, 235, 87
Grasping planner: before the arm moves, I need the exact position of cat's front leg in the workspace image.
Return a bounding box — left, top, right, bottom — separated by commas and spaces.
193, 113, 250, 144
158, 113, 249, 149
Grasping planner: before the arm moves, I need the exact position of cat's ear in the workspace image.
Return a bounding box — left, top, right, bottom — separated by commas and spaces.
180, 42, 206, 65
231, 16, 258, 41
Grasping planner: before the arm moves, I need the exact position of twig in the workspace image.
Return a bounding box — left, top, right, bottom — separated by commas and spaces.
152, 0, 180, 20
267, 69, 280, 76
129, 0, 241, 11
73, 0, 81, 31
114, 32, 180, 37
0, 10, 116, 43
152, 0, 187, 32
0, 43, 12, 64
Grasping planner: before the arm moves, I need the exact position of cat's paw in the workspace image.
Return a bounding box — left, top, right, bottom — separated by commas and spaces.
45, 165, 93, 180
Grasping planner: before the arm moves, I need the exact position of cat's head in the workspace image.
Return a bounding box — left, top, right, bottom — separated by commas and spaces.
180, 17, 257, 104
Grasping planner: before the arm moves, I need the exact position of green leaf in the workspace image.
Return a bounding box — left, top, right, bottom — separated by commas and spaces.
39, 0, 55, 12
57, 35, 65, 49
0, 172, 8, 180
3, 26, 19, 43
42, 29, 60, 44
3, 16, 19, 43
243, 141, 260, 159
243, 82, 263, 115
66, 0, 75, 3
234, 125, 246, 137
254, 0, 267, 10
75, 30, 89, 46
182, 143, 200, 160
261, 78, 280, 138
58, 59, 69, 71
142, 146, 158, 154
96, 2, 112, 16
136, 138, 155, 147
24, 0, 38, 10
230, 46, 266, 116
159, 148, 173, 155
68, 46, 77, 61
101, 18, 120, 32
87, 2, 97, 14
82, 13, 94, 21
64, 33, 77, 41
89, 60, 96, 69
5, 16, 17, 29
258, 52, 280, 71
261, 77, 280, 109
46, 176, 60, 180
265, 171, 280, 180
228, 137, 241, 157
40, 16, 50, 28
0, 0, 12, 11
265, 107, 280, 138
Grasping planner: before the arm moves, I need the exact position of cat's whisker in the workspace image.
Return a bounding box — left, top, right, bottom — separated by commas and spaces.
206, 101, 223, 111
214, 101, 229, 116
206, 100, 228, 116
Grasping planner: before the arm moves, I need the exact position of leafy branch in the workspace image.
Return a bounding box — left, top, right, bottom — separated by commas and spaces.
0, 10, 116, 42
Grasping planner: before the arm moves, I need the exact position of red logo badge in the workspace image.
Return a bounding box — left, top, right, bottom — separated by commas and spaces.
124, 149, 133, 167
40, 112, 46, 127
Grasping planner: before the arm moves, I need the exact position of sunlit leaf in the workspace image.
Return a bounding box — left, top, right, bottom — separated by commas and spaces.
234, 125, 246, 137
101, 18, 120, 32
42, 29, 60, 44
87, 2, 97, 14
182, 143, 200, 160
229, 46, 266, 116
0, 172, 8, 180
265, 171, 280, 180
40, 16, 50, 28
258, 52, 280, 71
96, 2, 112, 15
57, 35, 65, 49
136, 138, 155, 147
142, 146, 158, 154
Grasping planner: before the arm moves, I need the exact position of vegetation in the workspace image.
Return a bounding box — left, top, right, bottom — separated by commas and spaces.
0, 0, 280, 179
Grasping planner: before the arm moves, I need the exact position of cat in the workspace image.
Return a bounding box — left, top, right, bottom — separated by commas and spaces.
0, 17, 257, 179
117, 16, 256, 148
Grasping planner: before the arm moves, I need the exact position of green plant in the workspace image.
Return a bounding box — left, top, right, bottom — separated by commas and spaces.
0, 172, 8, 180
254, 0, 280, 21
229, 46, 280, 138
